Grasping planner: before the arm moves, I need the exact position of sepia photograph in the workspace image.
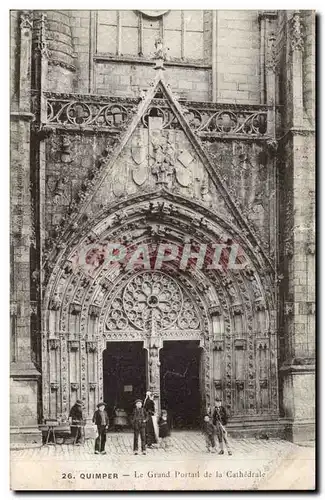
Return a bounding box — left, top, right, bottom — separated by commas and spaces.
9, 7, 316, 491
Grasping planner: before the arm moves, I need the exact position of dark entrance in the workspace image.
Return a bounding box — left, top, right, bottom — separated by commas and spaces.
103, 341, 146, 422
160, 340, 201, 429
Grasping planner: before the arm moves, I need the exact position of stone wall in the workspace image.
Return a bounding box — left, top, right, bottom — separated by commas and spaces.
9, 9, 316, 444
215, 11, 260, 104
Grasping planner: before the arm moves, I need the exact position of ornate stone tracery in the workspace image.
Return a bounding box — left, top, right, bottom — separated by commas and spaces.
39, 71, 278, 424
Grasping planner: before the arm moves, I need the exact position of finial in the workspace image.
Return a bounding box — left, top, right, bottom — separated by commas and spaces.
153, 37, 166, 70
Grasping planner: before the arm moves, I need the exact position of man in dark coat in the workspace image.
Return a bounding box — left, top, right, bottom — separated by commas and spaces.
132, 399, 147, 455
69, 399, 84, 445
212, 398, 232, 455
93, 402, 109, 454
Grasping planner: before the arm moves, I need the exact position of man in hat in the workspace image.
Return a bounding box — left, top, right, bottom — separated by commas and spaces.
212, 398, 232, 455
131, 399, 147, 455
93, 402, 109, 455
69, 399, 84, 445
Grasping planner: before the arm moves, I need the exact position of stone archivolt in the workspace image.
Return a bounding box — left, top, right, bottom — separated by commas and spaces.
42, 185, 276, 420
40, 73, 278, 422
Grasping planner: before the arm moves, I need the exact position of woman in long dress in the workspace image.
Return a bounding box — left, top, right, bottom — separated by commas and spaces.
143, 391, 158, 447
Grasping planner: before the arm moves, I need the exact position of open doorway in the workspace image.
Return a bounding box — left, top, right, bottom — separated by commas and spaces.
103, 341, 146, 423
160, 340, 201, 429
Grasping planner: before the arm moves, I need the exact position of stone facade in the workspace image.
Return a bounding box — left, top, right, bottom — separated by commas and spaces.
10, 10, 315, 444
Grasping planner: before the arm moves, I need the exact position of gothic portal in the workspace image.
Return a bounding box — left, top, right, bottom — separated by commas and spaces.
10, 10, 315, 445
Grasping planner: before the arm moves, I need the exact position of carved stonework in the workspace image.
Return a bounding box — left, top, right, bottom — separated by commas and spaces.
234, 339, 247, 350
306, 242, 315, 255
10, 302, 17, 316
70, 383, 79, 391
49, 294, 61, 311
89, 382, 97, 391
307, 302, 315, 315
232, 304, 243, 316
148, 342, 161, 392
260, 380, 268, 389
106, 271, 200, 332
256, 338, 269, 349
213, 340, 224, 351
20, 11, 33, 30
61, 136, 72, 163
30, 301, 38, 315
284, 302, 294, 316
255, 299, 266, 312
68, 341, 79, 352
265, 32, 277, 72
50, 382, 59, 391
70, 303, 82, 315
290, 11, 304, 52
285, 238, 294, 258
86, 341, 97, 353
150, 135, 175, 186
89, 305, 100, 318
209, 305, 221, 317
48, 339, 60, 351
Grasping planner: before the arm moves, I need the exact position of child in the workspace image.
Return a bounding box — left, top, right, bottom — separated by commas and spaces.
131, 399, 147, 455
212, 398, 232, 455
92, 402, 109, 455
202, 414, 216, 453
158, 409, 171, 450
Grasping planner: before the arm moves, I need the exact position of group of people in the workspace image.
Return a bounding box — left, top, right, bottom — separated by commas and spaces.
131, 392, 171, 455
68, 394, 231, 456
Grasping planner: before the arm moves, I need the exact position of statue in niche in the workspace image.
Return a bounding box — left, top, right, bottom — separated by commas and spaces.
149, 345, 160, 390
201, 182, 212, 206
150, 136, 175, 186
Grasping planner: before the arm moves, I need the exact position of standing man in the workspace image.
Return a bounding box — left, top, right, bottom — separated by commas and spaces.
212, 398, 232, 455
132, 399, 147, 455
69, 399, 84, 445
93, 402, 109, 455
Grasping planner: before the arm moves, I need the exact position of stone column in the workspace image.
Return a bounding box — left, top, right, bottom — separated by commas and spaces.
279, 11, 315, 443
10, 10, 42, 445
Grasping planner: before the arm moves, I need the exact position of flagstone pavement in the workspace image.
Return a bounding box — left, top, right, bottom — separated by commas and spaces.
10, 432, 315, 490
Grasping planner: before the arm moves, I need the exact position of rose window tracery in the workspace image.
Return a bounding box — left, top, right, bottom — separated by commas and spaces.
123, 272, 182, 330
105, 271, 201, 332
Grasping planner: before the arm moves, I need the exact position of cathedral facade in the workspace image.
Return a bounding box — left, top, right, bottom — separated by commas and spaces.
10, 10, 315, 445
